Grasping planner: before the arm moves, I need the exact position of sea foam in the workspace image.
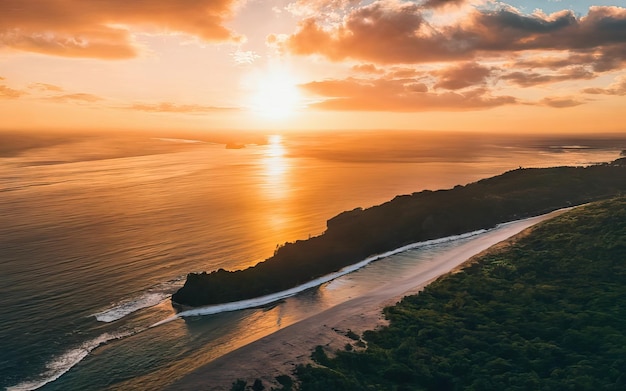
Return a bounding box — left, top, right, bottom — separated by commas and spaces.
6, 331, 134, 391
93, 291, 171, 323
151, 228, 487, 327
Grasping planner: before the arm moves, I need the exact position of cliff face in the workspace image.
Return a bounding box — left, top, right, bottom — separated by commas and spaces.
172, 161, 626, 307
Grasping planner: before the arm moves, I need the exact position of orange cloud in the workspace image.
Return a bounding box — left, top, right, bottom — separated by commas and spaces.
0, 84, 25, 99
0, 0, 242, 59
29, 83, 65, 92
286, 0, 361, 17
351, 64, 384, 74
501, 67, 595, 87
389, 68, 421, 79
512, 54, 597, 70
46, 93, 103, 103
0, 77, 26, 98
1, 77, 105, 101
433, 62, 492, 90
128, 102, 238, 113
302, 77, 516, 111
421, 0, 467, 10
539, 96, 585, 108
281, 3, 626, 67
284, 1, 435, 63
583, 76, 626, 96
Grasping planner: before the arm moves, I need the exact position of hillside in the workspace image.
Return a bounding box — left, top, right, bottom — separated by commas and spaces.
291, 197, 626, 390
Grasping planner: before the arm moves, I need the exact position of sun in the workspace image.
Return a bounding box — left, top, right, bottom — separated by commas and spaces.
249, 69, 301, 119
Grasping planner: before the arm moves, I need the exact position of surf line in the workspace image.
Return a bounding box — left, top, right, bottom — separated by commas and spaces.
150, 228, 490, 328
6, 330, 137, 391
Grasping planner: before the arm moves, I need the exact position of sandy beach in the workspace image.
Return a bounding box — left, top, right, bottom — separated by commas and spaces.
166, 209, 569, 391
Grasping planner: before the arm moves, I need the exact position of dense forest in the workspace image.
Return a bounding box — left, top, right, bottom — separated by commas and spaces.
274, 197, 626, 390
173, 159, 626, 307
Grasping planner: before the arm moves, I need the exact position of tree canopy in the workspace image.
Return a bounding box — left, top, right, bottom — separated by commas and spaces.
293, 197, 626, 390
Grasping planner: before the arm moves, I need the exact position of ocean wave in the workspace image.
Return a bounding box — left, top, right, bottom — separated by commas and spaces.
151, 228, 488, 327
6, 331, 134, 391
92, 291, 171, 323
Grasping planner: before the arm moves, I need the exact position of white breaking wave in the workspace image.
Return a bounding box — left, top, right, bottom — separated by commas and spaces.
93, 292, 171, 323
150, 228, 488, 327
6, 331, 134, 391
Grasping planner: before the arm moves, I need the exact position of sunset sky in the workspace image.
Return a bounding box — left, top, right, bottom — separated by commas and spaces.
1, 0, 625, 133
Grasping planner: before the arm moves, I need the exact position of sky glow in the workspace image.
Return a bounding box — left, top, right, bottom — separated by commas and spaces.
0, 0, 625, 132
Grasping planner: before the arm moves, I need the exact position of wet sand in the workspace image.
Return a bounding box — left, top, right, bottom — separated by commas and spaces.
166, 209, 569, 391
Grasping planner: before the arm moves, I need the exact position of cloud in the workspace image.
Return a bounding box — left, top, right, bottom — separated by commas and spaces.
128, 102, 238, 113
389, 67, 421, 79
285, 0, 361, 17
45, 93, 104, 103
0, 84, 25, 99
501, 67, 595, 87
0, 0, 243, 59
283, 1, 432, 63
539, 96, 585, 108
29, 83, 64, 92
279, 2, 626, 66
433, 62, 492, 90
0, 77, 26, 98
0, 76, 105, 101
583, 76, 626, 96
420, 0, 467, 10
301, 76, 516, 111
591, 44, 626, 72
231, 50, 261, 65
512, 53, 596, 70
352, 64, 384, 74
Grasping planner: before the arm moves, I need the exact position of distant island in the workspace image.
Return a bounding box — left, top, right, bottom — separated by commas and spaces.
225, 142, 246, 149
172, 159, 626, 307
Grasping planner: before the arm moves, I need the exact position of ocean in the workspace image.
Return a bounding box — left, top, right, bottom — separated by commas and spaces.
1, 130, 624, 390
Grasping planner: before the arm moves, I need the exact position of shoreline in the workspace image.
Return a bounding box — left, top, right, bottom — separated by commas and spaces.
166, 208, 569, 391
153, 229, 489, 328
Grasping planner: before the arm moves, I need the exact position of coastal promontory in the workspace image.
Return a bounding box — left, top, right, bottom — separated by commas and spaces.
172, 160, 626, 307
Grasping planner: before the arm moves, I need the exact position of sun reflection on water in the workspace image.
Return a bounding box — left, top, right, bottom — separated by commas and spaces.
262, 135, 289, 200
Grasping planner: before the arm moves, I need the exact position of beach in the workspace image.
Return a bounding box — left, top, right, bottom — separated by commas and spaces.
167, 208, 569, 390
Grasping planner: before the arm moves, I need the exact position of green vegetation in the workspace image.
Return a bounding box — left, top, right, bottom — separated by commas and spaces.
173, 161, 626, 306
346, 329, 360, 341
293, 197, 626, 390
230, 377, 291, 391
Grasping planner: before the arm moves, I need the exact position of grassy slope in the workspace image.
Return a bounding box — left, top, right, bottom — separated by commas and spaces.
294, 197, 626, 391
